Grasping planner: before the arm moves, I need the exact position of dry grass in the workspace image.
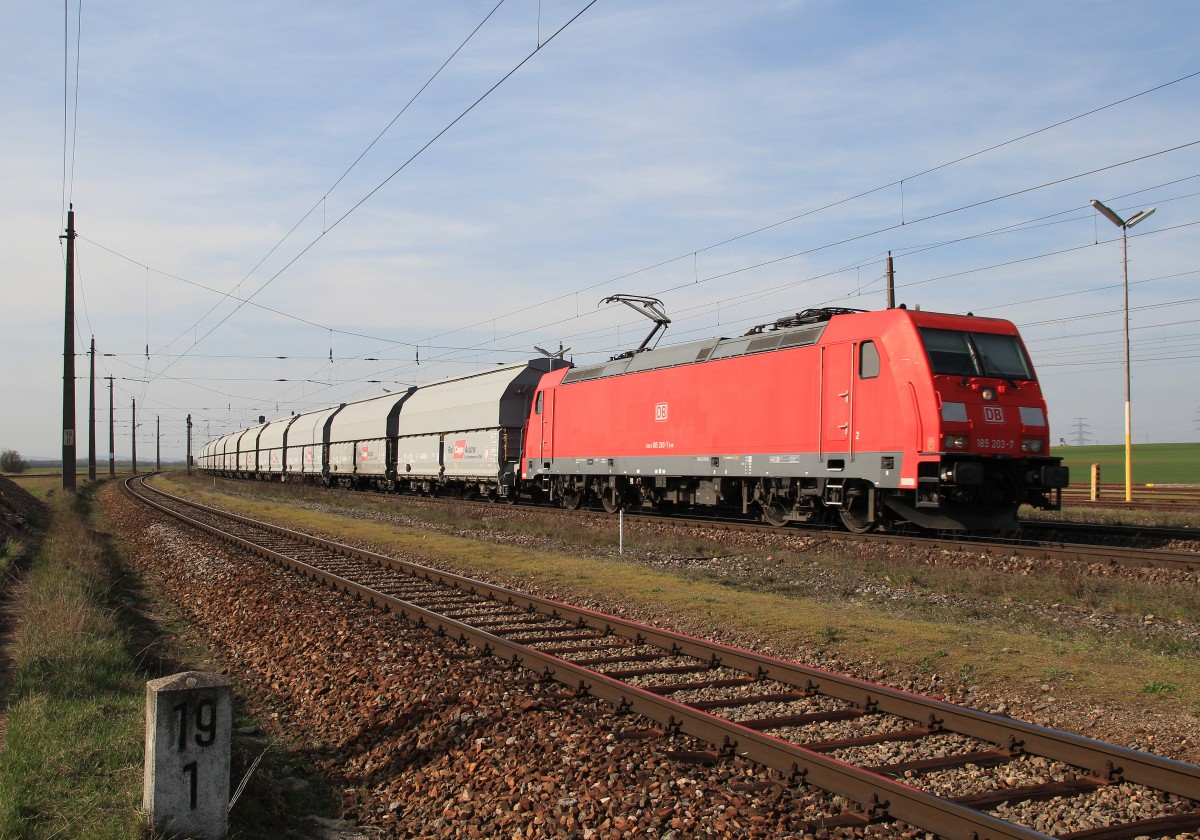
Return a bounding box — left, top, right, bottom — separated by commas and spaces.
0, 538, 21, 580
4, 473, 67, 504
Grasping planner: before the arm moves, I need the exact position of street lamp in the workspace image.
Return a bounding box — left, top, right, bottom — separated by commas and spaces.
1089, 198, 1156, 503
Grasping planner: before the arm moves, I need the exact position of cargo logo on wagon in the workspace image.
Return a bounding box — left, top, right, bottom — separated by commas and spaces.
983, 406, 1005, 424
655, 402, 668, 422
450, 439, 482, 460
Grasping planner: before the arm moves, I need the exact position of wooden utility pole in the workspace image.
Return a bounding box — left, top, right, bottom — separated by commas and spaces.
61, 206, 77, 491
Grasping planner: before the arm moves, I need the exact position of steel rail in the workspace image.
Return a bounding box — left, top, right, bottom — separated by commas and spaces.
595, 510, 1199, 571
560, 506, 1199, 572
203, 474, 1199, 571
125, 477, 1200, 839
1017, 520, 1199, 546
864, 532, 1199, 572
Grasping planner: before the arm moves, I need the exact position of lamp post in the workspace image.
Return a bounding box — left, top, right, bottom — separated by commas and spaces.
1089, 198, 1155, 503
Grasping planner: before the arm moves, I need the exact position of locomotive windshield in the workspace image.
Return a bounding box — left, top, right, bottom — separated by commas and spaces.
919, 328, 1034, 380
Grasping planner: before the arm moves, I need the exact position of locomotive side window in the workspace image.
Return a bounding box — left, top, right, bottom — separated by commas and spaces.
919, 328, 1033, 380
535, 392, 544, 415
859, 341, 879, 379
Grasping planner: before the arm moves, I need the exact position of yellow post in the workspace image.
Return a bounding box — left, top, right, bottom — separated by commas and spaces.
1124, 401, 1133, 503
1090, 464, 1101, 501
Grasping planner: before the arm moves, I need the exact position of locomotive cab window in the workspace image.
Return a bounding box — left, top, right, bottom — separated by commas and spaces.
919, 328, 1033, 380
535, 392, 544, 415
859, 341, 880, 379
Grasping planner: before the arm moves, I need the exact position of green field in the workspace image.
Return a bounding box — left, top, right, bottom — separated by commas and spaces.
1052, 442, 1200, 486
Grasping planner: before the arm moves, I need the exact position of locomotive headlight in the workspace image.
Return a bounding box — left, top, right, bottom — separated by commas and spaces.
944, 434, 969, 450
981, 387, 997, 401
1022, 438, 1044, 453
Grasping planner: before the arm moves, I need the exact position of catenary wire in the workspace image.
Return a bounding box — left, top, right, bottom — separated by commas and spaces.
152, 0, 601, 384
154, 0, 510, 362
415, 70, 1200, 348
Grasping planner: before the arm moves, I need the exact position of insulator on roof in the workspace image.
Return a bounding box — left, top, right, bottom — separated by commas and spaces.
743, 307, 866, 336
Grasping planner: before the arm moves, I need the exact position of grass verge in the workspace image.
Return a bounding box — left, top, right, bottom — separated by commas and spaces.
0, 538, 22, 581
0, 490, 146, 839
0, 481, 343, 839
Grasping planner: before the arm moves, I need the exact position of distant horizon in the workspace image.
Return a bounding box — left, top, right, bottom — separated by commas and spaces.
7, 439, 1198, 469
5, 457, 189, 467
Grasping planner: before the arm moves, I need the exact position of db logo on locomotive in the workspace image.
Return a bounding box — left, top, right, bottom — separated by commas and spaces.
983, 406, 1005, 424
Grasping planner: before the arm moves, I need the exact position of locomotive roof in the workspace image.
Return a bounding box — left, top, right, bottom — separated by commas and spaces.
560, 307, 1016, 385
561, 319, 831, 385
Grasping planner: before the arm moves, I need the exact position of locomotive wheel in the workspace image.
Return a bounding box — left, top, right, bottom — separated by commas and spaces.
561, 489, 583, 510
761, 501, 789, 527
838, 491, 875, 533
600, 492, 622, 514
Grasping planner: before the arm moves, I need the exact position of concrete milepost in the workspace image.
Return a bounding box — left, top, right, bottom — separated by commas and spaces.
144, 671, 232, 840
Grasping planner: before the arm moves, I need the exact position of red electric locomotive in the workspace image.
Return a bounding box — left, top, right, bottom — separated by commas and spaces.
521, 306, 1068, 531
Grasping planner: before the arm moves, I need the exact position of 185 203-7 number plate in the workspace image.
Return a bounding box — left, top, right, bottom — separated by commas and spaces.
976, 439, 1014, 450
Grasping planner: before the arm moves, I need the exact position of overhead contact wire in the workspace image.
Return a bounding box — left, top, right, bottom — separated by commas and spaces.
156, 0, 597, 383
156, 0, 510, 362
418, 70, 1200, 347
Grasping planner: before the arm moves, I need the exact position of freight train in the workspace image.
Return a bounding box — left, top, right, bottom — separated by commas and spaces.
198, 305, 1068, 531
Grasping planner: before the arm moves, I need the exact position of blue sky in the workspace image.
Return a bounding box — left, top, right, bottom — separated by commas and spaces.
2, 0, 1199, 460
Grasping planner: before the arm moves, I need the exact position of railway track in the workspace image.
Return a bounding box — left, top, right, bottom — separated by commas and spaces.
874, 530, 1199, 573
1018, 521, 1199, 545
200, 470, 1200, 570
495, 499, 1200, 573
1059, 486, 1200, 513
124, 475, 1200, 839
634, 513, 1200, 573
204, 475, 1200, 573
